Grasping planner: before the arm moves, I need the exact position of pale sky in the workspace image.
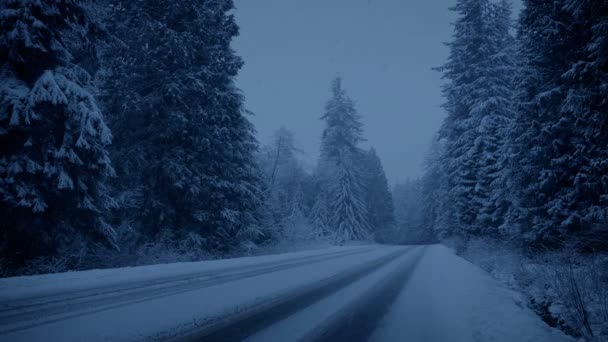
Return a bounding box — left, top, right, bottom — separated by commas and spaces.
233, 0, 522, 184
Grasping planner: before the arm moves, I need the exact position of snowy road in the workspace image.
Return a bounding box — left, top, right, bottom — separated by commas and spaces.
0, 245, 571, 342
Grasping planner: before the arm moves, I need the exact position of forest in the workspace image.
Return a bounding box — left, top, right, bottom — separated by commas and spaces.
0, 0, 396, 274
0, 0, 607, 340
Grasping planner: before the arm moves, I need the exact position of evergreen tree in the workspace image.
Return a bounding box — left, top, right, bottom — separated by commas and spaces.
420, 136, 450, 240
558, 0, 608, 251
318, 77, 370, 243
309, 189, 331, 239
0, 0, 115, 268
507, 0, 582, 248
429, 0, 608, 252
435, 0, 494, 238
100, 0, 262, 252
473, 0, 517, 236
360, 148, 395, 241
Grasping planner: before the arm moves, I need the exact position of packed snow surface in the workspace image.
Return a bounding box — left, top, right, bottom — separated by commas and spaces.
245, 246, 423, 342
0, 246, 391, 341
370, 245, 573, 342
0, 246, 361, 302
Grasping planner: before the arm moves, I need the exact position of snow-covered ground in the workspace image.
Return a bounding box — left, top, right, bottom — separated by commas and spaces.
0, 245, 391, 341
245, 246, 425, 342
370, 245, 573, 342
0, 245, 368, 302
0, 244, 572, 342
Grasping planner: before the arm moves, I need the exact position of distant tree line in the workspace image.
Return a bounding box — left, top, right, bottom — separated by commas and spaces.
257, 77, 396, 247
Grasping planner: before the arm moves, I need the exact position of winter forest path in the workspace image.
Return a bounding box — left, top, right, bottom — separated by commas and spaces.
0, 245, 571, 342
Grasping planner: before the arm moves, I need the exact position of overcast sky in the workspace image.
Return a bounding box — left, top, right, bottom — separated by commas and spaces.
233, 0, 522, 184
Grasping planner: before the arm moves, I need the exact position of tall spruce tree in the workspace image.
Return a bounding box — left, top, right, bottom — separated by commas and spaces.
435, 0, 494, 238
473, 0, 517, 236
558, 0, 608, 251
360, 148, 395, 240
507, 0, 582, 248
317, 77, 370, 243
100, 0, 262, 252
420, 136, 450, 240
0, 0, 116, 268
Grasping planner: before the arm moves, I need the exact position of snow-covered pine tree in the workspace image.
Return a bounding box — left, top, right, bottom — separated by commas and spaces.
420, 136, 451, 240
472, 0, 518, 237
308, 190, 330, 240
507, 0, 583, 248
100, 0, 262, 253
0, 0, 116, 268
360, 148, 395, 241
554, 0, 608, 251
435, 0, 495, 238
318, 77, 370, 243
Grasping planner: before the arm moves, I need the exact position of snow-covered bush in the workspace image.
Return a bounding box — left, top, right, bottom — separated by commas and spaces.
132, 230, 212, 266
461, 238, 526, 289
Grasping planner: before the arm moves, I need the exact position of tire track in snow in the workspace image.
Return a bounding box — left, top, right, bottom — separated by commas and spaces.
303, 246, 426, 342
170, 247, 413, 342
